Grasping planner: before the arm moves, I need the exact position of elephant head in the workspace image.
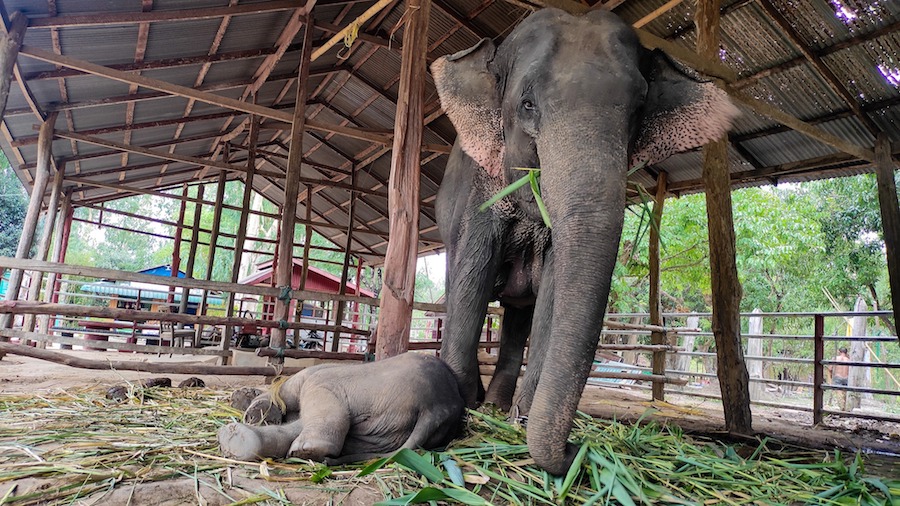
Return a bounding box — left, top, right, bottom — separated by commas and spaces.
431, 8, 738, 474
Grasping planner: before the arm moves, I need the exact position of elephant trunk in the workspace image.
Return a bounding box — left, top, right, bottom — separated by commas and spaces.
527, 118, 628, 475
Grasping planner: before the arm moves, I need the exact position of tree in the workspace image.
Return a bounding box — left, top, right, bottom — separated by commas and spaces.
0, 153, 28, 258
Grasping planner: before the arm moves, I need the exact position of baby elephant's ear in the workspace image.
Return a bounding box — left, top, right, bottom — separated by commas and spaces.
431, 39, 504, 178
632, 50, 740, 168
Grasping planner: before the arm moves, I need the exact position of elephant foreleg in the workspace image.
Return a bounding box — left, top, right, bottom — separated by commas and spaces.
217, 419, 304, 461
288, 386, 351, 461
484, 304, 533, 411
441, 211, 501, 408
512, 252, 555, 418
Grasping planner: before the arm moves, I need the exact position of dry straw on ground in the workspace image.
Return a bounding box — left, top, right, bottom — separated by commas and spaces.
0, 385, 897, 505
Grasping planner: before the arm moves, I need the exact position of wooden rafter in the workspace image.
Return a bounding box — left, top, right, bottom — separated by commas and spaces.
18, 46, 393, 145
26, 0, 309, 28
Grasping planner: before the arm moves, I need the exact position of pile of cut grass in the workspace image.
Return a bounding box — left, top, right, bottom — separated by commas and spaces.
0, 386, 897, 505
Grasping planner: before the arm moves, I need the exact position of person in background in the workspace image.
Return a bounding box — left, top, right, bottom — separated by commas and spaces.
828, 347, 851, 411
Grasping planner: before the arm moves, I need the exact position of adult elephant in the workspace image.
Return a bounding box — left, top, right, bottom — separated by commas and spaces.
431, 8, 739, 474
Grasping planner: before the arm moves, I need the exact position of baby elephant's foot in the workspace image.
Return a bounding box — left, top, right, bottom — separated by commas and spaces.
244, 398, 282, 425
288, 437, 337, 462
218, 423, 263, 461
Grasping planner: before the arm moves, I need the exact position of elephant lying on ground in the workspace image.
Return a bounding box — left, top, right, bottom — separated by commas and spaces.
431, 8, 740, 474
217, 353, 465, 464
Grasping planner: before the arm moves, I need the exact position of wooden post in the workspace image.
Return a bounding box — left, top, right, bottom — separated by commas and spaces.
226, 118, 259, 350
847, 296, 868, 411
376, 0, 431, 360
331, 176, 358, 353
747, 308, 764, 401
696, 0, 752, 433
23, 164, 65, 334
0, 12, 27, 124
177, 185, 205, 327
874, 133, 900, 341
198, 172, 227, 333
1, 112, 57, 331
167, 184, 189, 309
270, 18, 314, 362
812, 314, 825, 424
39, 189, 72, 339
299, 184, 314, 290
649, 172, 667, 401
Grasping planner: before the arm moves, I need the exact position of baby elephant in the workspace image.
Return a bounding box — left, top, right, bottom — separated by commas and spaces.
217, 352, 465, 464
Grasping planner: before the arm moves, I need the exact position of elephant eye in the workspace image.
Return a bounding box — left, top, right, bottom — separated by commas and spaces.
521, 99, 535, 111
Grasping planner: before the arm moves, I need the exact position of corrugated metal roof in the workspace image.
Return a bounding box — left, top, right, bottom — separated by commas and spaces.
0, 0, 897, 266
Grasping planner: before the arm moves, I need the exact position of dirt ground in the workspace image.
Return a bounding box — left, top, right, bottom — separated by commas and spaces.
1, 350, 898, 504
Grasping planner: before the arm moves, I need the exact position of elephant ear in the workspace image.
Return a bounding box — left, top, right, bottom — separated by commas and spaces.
632, 50, 740, 168
431, 39, 504, 178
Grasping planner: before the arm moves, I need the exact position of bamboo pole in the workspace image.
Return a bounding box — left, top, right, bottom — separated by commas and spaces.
270, 19, 314, 361
177, 185, 205, 325
22, 165, 65, 335
697, 0, 752, 433
0, 11, 27, 124
874, 133, 900, 342
376, 0, 431, 360
310, 0, 396, 61
1, 112, 57, 331
649, 172, 667, 401
199, 173, 228, 325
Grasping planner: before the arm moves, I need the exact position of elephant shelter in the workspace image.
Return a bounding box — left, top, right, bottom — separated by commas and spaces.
0, 0, 898, 503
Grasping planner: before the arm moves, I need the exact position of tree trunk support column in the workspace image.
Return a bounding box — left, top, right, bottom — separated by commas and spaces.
2, 112, 58, 331
23, 164, 65, 335
696, 0, 752, 433
226, 118, 259, 354
649, 171, 667, 401
874, 133, 900, 342
178, 185, 205, 334
376, 0, 431, 360
40, 189, 73, 341
0, 12, 27, 124
270, 18, 314, 365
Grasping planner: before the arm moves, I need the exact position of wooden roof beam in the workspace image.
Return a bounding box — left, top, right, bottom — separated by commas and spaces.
18, 46, 393, 145
26, 0, 310, 28
757, 0, 881, 136
53, 129, 287, 179
12, 110, 240, 147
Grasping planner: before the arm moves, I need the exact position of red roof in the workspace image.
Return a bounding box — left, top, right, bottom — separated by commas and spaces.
239, 259, 376, 298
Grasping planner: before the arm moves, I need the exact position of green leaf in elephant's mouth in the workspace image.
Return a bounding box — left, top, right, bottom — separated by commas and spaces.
479, 167, 552, 228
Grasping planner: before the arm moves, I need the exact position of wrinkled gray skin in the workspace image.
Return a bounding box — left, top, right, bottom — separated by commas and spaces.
217, 353, 465, 465
431, 8, 739, 475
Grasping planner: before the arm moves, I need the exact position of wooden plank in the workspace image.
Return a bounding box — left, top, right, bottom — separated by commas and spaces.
270, 19, 314, 356
376, 0, 430, 360
177, 185, 205, 317
331, 171, 358, 352
648, 172, 667, 401
0, 301, 370, 336
0, 255, 470, 312
697, 0, 752, 434
52, 129, 279, 176
18, 46, 392, 145
311, 0, 396, 61
26, 0, 309, 28
4, 330, 231, 356
633, 0, 683, 28
0, 11, 26, 124
874, 134, 900, 342
0, 341, 307, 376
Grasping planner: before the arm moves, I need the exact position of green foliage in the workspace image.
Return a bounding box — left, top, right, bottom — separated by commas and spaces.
0, 153, 28, 258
